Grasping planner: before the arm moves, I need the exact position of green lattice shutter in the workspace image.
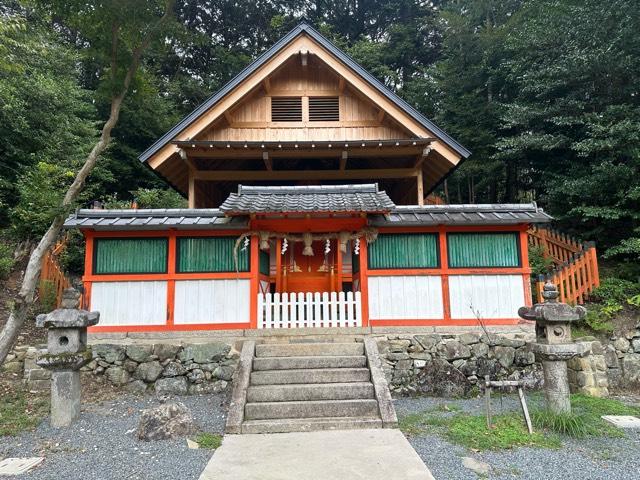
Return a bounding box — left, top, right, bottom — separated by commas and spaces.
368, 233, 438, 269
94, 238, 168, 274
447, 233, 520, 268
177, 237, 248, 273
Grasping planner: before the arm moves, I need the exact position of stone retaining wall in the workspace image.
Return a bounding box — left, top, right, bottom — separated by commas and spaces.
89, 342, 239, 394
602, 326, 640, 389
4, 325, 639, 397
2, 341, 239, 395
375, 332, 542, 396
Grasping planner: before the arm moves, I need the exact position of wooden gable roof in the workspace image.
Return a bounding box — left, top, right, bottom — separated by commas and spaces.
140, 22, 470, 172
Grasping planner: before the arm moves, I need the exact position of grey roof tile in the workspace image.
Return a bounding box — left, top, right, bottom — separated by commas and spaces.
63, 209, 247, 231
369, 203, 552, 226
220, 183, 395, 214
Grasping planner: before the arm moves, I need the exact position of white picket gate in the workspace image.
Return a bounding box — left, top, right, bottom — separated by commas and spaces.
257, 291, 362, 328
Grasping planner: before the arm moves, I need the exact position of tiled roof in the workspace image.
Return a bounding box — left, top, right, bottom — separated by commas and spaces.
369, 204, 552, 226
63, 200, 551, 231
220, 184, 396, 214
63, 209, 248, 230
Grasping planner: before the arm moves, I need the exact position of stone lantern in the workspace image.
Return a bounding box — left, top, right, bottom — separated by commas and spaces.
36, 288, 99, 427
518, 281, 588, 413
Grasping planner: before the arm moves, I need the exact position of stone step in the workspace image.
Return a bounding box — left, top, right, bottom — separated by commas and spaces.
253, 355, 367, 371
250, 368, 370, 385
246, 382, 375, 403
245, 399, 379, 420
242, 416, 383, 434
255, 342, 364, 358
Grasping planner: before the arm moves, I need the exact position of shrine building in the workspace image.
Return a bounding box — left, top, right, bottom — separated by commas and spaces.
64, 22, 551, 333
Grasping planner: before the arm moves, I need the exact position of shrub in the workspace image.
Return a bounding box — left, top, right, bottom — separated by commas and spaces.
581, 276, 640, 333
0, 242, 14, 280
528, 245, 554, 277
37, 280, 57, 313
58, 230, 85, 276
590, 277, 640, 304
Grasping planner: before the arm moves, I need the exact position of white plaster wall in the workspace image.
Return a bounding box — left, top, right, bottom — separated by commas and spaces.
90, 281, 167, 326
368, 275, 443, 320
449, 274, 525, 319
174, 279, 250, 325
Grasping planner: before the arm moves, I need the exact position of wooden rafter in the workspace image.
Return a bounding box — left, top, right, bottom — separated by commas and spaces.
340, 151, 348, 170
262, 151, 272, 170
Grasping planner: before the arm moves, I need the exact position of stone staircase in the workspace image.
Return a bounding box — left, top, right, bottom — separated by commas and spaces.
226, 339, 397, 434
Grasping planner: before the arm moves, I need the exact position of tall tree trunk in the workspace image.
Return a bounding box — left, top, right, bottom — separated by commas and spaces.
0, 2, 173, 364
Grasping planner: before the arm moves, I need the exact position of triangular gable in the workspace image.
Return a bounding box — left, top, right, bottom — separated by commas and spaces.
141, 21, 470, 170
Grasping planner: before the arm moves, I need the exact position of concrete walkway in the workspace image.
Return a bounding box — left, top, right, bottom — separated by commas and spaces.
199, 429, 435, 480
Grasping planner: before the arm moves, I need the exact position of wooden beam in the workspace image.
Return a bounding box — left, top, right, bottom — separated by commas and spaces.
193, 168, 419, 182
263, 77, 271, 93
300, 49, 308, 67
269, 89, 341, 97
340, 151, 348, 171
416, 168, 424, 206
223, 110, 234, 125
188, 168, 196, 208
229, 119, 381, 128
377, 109, 385, 123
262, 151, 272, 170
182, 145, 426, 160
338, 77, 345, 93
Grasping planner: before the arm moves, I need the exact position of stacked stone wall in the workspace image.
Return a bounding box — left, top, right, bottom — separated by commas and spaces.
4, 327, 640, 397
2, 341, 238, 395
375, 333, 542, 395
602, 326, 640, 390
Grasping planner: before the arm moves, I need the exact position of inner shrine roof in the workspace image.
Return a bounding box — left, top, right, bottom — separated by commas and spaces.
219, 184, 395, 215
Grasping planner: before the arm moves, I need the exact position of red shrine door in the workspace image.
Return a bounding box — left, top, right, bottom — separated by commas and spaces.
281, 240, 338, 293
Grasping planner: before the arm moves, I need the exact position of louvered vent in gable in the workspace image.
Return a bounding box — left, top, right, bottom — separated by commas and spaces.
309, 96, 339, 121
271, 97, 302, 122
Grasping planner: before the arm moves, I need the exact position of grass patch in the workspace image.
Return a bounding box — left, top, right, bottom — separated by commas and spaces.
195, 432, 222, 449
399, 393, 640, 450
446, 413, 561, 450
0, 390, 49, 436
532, 394, 640, 438
400, 409, 559, 450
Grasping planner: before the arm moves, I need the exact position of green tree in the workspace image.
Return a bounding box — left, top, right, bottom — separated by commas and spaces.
0, 11, 98, 226
0, 0, 176, 364
496, 0, 640, 256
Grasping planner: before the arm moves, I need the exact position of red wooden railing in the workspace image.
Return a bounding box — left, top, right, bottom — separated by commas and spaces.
528, 226, 600, 305
39, 238, 79, 308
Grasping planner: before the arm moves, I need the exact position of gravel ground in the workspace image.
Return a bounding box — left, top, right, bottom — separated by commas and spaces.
0, 393, 228, 480
395, 395, 640, 480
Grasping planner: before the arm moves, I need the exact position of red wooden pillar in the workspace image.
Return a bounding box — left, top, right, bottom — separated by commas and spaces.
358, 240, 369, 327
439, 228, 451, 322
336, 239, 343, 293
82, 230, 95, 310
249, 234, 259, 329
519, 228, 533, 307
166, 230, 177, 327
275, 238, 282, 293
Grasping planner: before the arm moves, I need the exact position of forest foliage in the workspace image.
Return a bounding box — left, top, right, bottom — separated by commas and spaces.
0, 0, 639, 275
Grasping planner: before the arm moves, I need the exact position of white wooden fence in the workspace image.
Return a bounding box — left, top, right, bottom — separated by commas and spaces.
257, 291, 362, 329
